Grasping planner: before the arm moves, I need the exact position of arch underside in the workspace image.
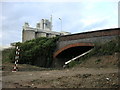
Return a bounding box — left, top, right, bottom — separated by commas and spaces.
54, 43, 94, 58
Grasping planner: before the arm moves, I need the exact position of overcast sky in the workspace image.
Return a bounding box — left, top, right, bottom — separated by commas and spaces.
0, 0, 119, 48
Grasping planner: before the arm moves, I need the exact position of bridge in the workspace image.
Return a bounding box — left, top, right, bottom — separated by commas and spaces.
53, 28, 120, 67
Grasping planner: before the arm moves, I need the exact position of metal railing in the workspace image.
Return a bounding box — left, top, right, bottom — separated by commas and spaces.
64, 49, 93, 65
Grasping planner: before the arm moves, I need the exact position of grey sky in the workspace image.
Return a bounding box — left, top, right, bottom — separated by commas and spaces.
1, 0, 118, 48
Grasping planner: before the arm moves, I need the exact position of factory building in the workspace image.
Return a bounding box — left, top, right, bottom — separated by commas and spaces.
22, 18, 70, 42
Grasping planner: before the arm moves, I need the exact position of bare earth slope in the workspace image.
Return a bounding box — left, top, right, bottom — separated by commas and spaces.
2, 53, 119, 88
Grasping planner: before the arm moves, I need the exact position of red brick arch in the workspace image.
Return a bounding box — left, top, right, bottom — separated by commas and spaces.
53, 43, 94, 58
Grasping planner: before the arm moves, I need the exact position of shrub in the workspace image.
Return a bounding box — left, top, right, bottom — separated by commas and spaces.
2, 48, 14, 63
9, 37, 59, 68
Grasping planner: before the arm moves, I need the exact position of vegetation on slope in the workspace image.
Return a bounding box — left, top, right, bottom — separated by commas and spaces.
68, 36, 120, 68
3, 36, 120, 68
2, 48, 14, 63
8, 37, 59, 68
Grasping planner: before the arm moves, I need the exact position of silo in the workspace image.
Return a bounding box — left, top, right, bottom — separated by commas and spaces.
40, 19, 44, 30
44, 19, 51, 30
44, 19, 48, 30
36, 23, 40, 29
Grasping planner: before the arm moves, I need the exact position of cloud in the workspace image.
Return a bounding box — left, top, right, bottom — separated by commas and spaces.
69, 1, 118, 33
1, 0, 119, 2
1, 1, 118, 46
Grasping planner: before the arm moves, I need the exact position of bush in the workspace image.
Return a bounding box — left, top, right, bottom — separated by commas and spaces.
2, 48, 14, 63
9, 37, 59, 68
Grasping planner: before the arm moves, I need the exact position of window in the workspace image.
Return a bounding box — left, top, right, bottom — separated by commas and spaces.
46, 33, 49, 37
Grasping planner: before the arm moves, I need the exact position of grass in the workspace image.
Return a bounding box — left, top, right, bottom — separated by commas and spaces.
68, 36, 120, 68
95, 59, 101, 64
2, 48, 14, 63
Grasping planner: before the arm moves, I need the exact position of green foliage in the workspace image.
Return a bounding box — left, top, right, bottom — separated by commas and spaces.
2, 48, 14, 63
68, 61, 78, 68
68, 36, 120, 67
9, 37, 59, 68
95, 59, 101, 64
93, 36, 120, 56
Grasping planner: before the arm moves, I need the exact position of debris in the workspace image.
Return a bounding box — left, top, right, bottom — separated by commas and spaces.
29, 74, 32, 75
82, 74, 91, 78
20, 85, 22, 87
14, 82, 19, 85
63, 65, 66, 68
112, 74, 115, 77
46, 73, 49, 75
106, 78, 110, 81
66, 70, 69, 71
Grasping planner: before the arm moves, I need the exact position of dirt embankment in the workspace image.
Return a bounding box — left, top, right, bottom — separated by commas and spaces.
2, 53, 120, 88
78, 52, 119, 68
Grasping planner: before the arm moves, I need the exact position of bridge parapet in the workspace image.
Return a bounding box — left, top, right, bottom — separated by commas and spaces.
53, 28, 120, 67
59, 28, 120, 41
57, 28, 120, 50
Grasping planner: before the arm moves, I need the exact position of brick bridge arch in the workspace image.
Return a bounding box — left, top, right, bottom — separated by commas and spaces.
53, 43, 94, 58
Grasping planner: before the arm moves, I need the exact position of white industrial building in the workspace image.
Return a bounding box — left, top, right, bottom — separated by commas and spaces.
22, 18, 70, 42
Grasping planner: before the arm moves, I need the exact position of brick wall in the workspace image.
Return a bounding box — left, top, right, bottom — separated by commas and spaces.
55, 28, 120, 52
59, 28, 120, 41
